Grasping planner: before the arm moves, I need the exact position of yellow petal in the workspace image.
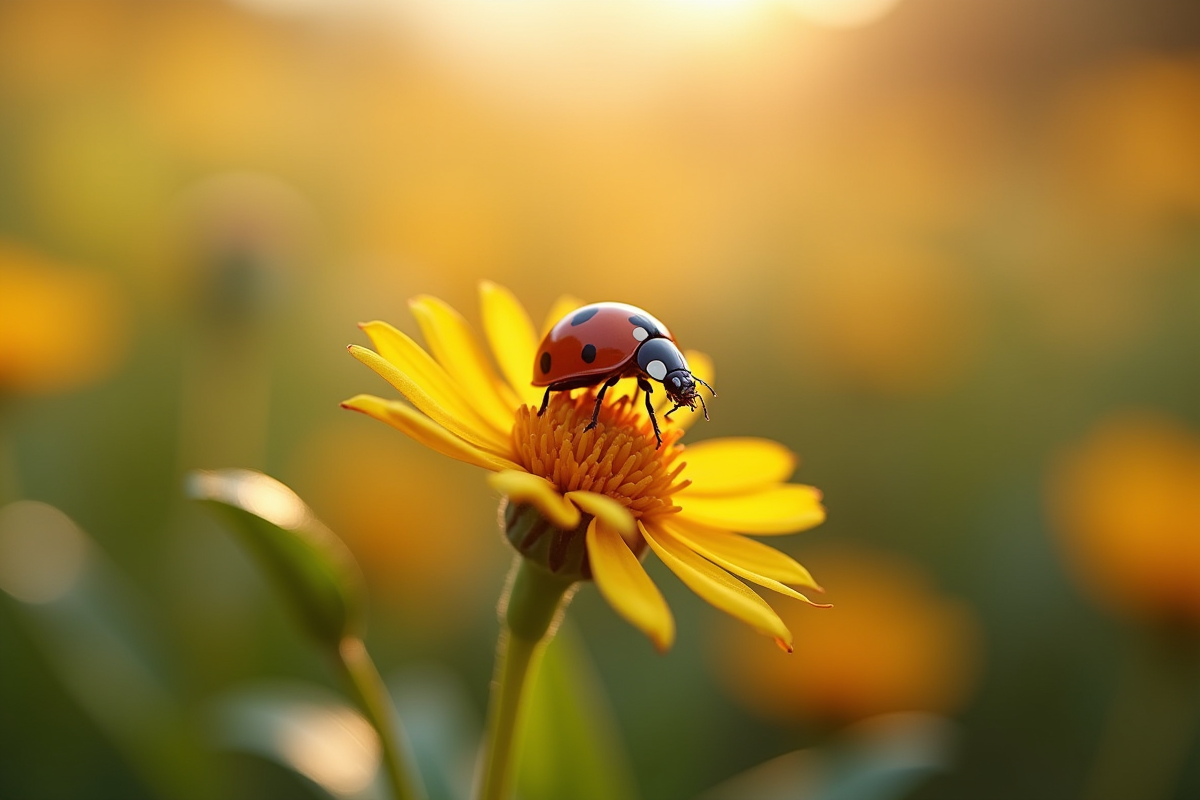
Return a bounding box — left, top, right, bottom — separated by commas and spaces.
685, 349, 715, 391
642, 522, 793, 648
541, 294, 586, 338
360, 320, 504, 438
409, 295, 521, 429
657, 350, 715, 434
487, 470, 581, 531
658, 518, 828, 607
341, 394, 522, 473
677, 485, 826, 535
679, 438, 796, 496
566, 491, 636, 539
661, 517, 822, 589
586, 518, 675, 652
348, 345, 511, 455
479, 281, 543, 407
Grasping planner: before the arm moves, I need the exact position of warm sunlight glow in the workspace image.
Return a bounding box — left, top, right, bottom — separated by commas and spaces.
787, 0, 904, 28
190, 470, 310, 530
212, 687, 381, 796
0, 501, 89, 605
278, 704, 380, 795
659, 0, 764, 11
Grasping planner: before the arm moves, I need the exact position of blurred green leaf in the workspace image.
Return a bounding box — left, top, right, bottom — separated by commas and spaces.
700, 713, 954, 800
517, 624, 639, 800
187, 469, 366, 647
0, 500, 214, 800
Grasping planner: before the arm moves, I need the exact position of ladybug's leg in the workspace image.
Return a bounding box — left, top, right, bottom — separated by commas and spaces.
637, 377, 663, 449
537, 386, 552, 417
584, 375, 621, 432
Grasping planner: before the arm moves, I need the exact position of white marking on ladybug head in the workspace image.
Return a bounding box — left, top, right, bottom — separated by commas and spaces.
646, 360, 668, 381
631, 326, 649, 342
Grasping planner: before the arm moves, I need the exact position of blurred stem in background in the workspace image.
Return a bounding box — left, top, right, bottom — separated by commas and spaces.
177, 322, 272, 472
477, 558, 576, 800
0, 403, 17, 504
173, 172, 311, 474
165, 175, 299, 726
1084, 627, 1200, 800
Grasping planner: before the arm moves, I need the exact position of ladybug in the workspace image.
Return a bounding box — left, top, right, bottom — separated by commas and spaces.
532, 302, 714, 448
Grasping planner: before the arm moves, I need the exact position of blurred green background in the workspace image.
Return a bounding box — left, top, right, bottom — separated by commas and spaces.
2, 0, 1199, 798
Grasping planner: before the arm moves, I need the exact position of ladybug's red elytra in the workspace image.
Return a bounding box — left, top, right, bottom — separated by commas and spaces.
532, 302, 714, 448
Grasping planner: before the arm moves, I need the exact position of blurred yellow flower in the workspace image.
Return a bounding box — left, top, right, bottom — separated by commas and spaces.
711, 546, 981, 725
343, 282, 827, 652
1049, 413, 1200, 626
0, 240, 128, 395
1050, 56, 1200, 238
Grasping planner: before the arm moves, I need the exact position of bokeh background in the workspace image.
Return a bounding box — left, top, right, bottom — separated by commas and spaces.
2, 0, 1200, 798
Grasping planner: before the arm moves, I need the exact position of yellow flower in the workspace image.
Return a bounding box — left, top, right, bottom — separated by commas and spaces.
1048, 413, 1200, 626
0, 239, 129, 395
711, 545, 981, 725
341, 282, 827, 652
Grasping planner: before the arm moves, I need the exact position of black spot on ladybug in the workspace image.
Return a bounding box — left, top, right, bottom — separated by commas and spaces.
540, 351, 552, 374
628, 314, 656, 334
581, 344, 597, 363
571, 307, 600, 326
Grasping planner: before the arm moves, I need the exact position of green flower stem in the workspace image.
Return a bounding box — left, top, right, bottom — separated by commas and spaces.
477, 558, 577, 800
337, 637, 426, 800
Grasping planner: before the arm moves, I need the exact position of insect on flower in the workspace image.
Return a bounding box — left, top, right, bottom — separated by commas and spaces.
533, 302, 715, 447
343, 282, 829, 654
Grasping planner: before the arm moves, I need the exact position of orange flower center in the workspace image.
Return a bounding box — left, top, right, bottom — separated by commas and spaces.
511, 391, 690, 520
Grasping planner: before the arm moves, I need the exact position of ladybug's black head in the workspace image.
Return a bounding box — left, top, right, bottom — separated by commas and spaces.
635, 338, 715, 421
663, 370, 716, 422
664, 370, 697, 404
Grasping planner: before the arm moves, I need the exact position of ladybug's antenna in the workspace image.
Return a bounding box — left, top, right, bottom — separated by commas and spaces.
697, 393, 710, 421
695, 376, 716, 397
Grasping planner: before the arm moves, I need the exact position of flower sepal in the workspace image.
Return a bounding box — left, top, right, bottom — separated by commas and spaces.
503, 497, 649, 584
504, 500, 601, 583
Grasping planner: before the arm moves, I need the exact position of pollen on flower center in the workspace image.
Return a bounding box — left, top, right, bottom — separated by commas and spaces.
512, 392, 690, 520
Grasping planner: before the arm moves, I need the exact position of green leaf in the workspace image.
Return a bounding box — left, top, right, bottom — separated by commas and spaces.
0, 499, 215, 800
517, 624, 639, 800
187, 469, 366, 647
